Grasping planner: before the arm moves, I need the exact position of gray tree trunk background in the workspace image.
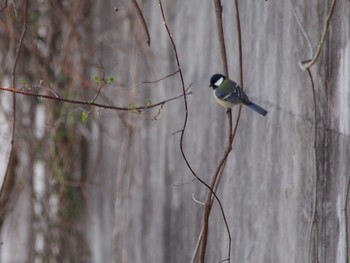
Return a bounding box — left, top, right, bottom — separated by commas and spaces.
0, 0, 349, 262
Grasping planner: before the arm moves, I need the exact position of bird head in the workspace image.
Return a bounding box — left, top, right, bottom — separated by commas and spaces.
209, 74, 226, 89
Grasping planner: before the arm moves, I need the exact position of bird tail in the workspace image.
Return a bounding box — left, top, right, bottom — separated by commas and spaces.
247, 102, 268, 116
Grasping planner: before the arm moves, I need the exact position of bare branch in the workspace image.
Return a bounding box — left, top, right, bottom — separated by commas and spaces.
213, 0, 229, 77
157, 3, 232, 262
192, 194, 205, 206
197, 0, 246, 261
140, 70, 179, 84
306, 68, 319, 263
0, 0, 28, 232
130, 0, 151, 45
288, 0, 314, 66
0, 86, 191, 112
301, 0, 337, 69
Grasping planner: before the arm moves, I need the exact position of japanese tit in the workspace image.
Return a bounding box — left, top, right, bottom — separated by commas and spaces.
209, 74, 268, 116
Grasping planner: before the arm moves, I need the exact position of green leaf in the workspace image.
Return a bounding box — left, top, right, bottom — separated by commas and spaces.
107, 76, 115, 84
81, 111, 89, 123
128, 103, 140, 113
93, 76, 102, 85
128, 103, 136, 110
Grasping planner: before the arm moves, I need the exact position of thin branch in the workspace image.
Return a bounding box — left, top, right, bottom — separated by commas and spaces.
140, 69, 179, 84
306, 68, 319, 263
301, 0, 337, 69
0, 86, 191, 112
288, 0, 314, 65
234, 0, 243, 88
192, 194, 206, 206
197, 0, 247, 261
130, 0, 151, 45
91, 59, 108, 103
0, 0, 28, 231
11, 0, 28, 140
172, 178, 196, 187
158, 0, 213, 189
197, 0, 246, 261
213, 0, 228, 77
191, 232, 203, 263
157, 3, 232, 263
198, 110, 234, 263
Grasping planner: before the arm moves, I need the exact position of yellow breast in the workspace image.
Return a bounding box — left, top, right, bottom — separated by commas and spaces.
213, 91, 236, 108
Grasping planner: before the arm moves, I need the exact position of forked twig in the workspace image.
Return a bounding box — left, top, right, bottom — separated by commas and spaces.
0, 86, 191, 112
197, 0, 247, 261
300, 0, 337, 70
288, 0, 313, 62
157, 2, 232, 263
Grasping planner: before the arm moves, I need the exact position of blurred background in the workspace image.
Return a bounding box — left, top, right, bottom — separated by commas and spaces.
0, 0, 349, 262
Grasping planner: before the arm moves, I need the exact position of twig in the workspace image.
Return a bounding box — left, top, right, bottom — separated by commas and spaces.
214, 0, 228, 77
157, 2, 232, 263
0, 86, 191, 112
234, 0, 243, 89
306, 68, 319, 263
301, 0, 337, 70
157, 0, 215, 188
0, 0, 28, 231
130, 0, 151, 45
140, 69, 179, 84
288, 0, 314, 66
172, 178, 196, 187
191, 232, 202, 263
344, 168, 350, 263
197, 0, 246, 261
192, 194, 206, 206
91, 59, 108, 103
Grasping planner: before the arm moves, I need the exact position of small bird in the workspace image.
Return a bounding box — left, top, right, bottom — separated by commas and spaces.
209, 73, 268, 116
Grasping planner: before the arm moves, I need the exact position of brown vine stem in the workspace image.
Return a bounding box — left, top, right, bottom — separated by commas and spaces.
141, 69, 179, 84
91, 60, 107, 103
234, 0, 243, 89
306, 68, 318, 263
157, 2, 232, 263
130, 0, 151, 46
197, 0, 245, 261
210, 0, 244, 210
0, 86, 191, 112
301, 0, 337, 70
344, 168, 350, 263
214, 0, 228, 77
0, 0, 28, 230
294, 0, 337, 260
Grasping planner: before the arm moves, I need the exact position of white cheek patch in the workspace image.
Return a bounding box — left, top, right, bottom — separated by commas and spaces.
214, 77, 224, 86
